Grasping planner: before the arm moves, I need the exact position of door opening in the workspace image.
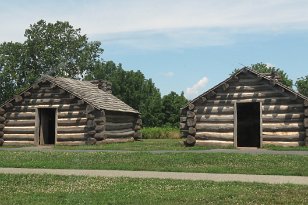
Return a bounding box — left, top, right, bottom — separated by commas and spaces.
38, 108, 56, 145
237, 102, 260, 147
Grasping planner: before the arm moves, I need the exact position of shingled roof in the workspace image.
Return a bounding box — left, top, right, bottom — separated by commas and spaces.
40, 75, 138, 113
183, 67, 308, 109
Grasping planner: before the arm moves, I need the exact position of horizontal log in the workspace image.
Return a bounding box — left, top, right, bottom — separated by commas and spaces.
3, 134, 34, 140
263, 131, 305, 138
104, 130, 135, 138
196, 123, 233, 132
195, 106, 234, 114
262, 113, 304, 120
58, 111, 85, 118
262, 135, 305, 142
195, 132, 234, 140
228, 85, 271, 92
262, 118, 303, 123
262, 141, 304, 147
195, 140, 233, 147
262, 123, 304, 132
57, 126, 86, 134
57, 118, 87, 126
106, 115, 136, 123
4, 120, 35, 126
263, 104, 304, 113
196, 114, 233, 122
206, 97, 294, 106
4, 112, 35, 120
57, 133, 87, 141
3, 141, 35, 146
56, 141, 86, 146
22, 98, 75, 105
30, 93, 66, 98
215, 91, 283, 100
3, 126, 35, 134
105, 122, 133, 131
96, 137, 135, 144
180, 117, 187, 122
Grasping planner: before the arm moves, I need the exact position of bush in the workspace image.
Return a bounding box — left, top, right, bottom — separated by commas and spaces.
141, 127, 180, 139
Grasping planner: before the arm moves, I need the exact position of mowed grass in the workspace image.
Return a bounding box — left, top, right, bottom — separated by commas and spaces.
0, 151, 307, 176
1, 174, 307, 205
55, 139, 233, 151
264, 145, 308, 151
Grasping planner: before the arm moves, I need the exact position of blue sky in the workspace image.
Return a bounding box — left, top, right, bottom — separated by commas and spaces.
1, 0, 308, 99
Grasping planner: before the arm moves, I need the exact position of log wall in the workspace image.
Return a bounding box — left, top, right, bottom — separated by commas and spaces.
181, 71, 307, 147
105, 111, 140, 140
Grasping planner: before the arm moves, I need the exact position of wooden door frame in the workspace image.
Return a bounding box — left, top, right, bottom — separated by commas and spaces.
35, 107, 58, 145
234, 101, 262, 148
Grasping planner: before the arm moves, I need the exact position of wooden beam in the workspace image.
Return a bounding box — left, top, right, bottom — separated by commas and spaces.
94, 133, 106, 140
304, 100, 308, 107
0, 124, 4, 130
57, 118, 87, 126
305, 108, 308, 117
263, 131, 305, 138
3, 126, 35, 134
57, 133, 87, 141
196, 123, 233, 132
57, 126, 86, 134
86, 137, 97, 145
104, 130, 135, 138
0, 138, 3, 146
188, 127, 196, 135
95, 125, 105, 132
179, 123, 187, 129
180, 117, 187, 123
195, 132, 234, 140
3, 134, 34, 140
263, 123, 304, 132
0, 131, 4, 137
262, 141, 304, 147
195, 140, 233, 147
56, 141, 85, 146
3, 141, 35, 146
262, 135, 305, 142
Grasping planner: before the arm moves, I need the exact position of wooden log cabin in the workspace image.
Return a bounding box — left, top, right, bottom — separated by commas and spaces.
0, 75, 142, 146
180, 67, 308, 147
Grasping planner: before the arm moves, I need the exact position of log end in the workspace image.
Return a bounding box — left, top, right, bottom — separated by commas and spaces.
0, 138, 4, 146
184, 135, 196, 147
134, 131, 142, 140
86, 137, 97, 145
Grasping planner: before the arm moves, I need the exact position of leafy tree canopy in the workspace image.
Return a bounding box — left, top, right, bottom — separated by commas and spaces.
295, 75, 308, 97
0, 20, 102, 104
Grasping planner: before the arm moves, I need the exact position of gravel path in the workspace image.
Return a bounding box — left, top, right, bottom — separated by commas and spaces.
0, 168, 307, 185
0, 146, 308, 155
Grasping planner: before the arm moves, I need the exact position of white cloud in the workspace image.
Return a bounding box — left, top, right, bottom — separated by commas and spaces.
1, 0, 308, 47
161, 71, 175, 78
185, 76, 209, 99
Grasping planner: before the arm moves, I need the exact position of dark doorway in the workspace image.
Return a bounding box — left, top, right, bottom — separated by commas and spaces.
237, 102, 260, 147
38, 109, 56, 145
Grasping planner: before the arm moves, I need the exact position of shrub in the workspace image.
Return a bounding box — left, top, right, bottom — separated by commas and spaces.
141, 127, 180, 139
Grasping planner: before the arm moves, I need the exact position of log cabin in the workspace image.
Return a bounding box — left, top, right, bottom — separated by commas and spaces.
180, 67, 308, 147
0, 75, 142, 146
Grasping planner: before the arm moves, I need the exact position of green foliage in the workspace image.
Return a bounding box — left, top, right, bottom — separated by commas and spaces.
141, 127, 180, 139
1, 174, 307, 205
0, 19, 102, 104
232, 63, 293, 87
86, 61, 187, 127
162, 91, 188, 127
295, 75, 308, 97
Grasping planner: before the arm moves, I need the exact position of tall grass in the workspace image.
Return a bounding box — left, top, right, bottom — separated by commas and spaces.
141, 127, 180, 139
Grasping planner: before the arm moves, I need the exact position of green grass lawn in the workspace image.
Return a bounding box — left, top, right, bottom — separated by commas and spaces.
55, 139, 233, 151
263, 145, 308, 151
0, 151, 307, 176
0, 174, 307, 205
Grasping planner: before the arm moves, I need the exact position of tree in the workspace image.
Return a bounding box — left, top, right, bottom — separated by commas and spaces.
232, 63, 293, 87
0, 19, 102, 104
86, 61, 165, 127
295, 75, 308, 97
162, 91, 188, 127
